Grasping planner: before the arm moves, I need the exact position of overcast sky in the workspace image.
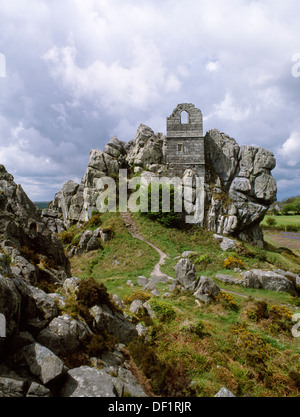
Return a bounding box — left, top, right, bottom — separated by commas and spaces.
0, 0, 300, 202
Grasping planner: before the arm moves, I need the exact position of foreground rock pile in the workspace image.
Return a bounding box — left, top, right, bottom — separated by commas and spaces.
0, 166, 146, 397
0, 264, 146, 397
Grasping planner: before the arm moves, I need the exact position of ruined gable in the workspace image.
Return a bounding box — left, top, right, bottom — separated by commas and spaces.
166, 103, 205, 178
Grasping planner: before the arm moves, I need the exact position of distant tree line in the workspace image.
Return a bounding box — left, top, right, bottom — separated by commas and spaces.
281, 196, 300, 215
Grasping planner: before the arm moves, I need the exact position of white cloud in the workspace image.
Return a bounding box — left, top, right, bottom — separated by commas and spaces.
213, 93, 252, 121
206, 61, 219, 72
43, 37, 181, 113
278, 132, 300, 167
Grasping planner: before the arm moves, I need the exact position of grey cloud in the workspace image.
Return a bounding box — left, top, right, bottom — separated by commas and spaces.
0, 0, 300, 201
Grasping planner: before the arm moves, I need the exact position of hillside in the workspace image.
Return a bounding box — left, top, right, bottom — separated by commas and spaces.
61, 209, 300, 397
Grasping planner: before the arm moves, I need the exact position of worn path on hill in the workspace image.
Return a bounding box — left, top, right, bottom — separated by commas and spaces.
120, 213, 297, 308
120, 212, 173, 280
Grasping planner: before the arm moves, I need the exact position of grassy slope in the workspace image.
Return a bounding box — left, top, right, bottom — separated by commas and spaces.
66, 211, 300, 397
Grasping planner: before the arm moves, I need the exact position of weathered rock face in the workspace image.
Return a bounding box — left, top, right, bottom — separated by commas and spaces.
44, 119, 277, 247
0, 165, 71, 280
204, 129, 277, 247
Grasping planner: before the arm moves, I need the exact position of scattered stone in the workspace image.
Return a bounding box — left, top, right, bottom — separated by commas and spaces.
194, 276, 220, 302
129, 300, 144, 314
112, 294, 125, 309
26, 382, 51, 397
136, 323, 148, 338
214, 387, 235, 397
213, 234, 237, 251
22, 343, 66, 385
86, 236, 102, 252
37, 314, 91, 356
149, 275, 172, 284
60, 366, 117, 397
89, 304, 138, 343
62, 277, 80, 297
142, 301, 156, 319
137, 276, 148, 287
0, 376, 27, 397
175, 258, 197, 291
215, 274, 242, 285
181, 251, 195, 258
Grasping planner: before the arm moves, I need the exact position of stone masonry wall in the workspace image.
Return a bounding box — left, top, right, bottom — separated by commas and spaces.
166, 103, 205, 176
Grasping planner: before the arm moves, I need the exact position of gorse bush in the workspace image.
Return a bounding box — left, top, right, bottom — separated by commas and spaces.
246, 301, 269, 322
223, 256, 245, 270
246, 301, 293, 335
230, 321, 278, 375
216, 290, 239, 312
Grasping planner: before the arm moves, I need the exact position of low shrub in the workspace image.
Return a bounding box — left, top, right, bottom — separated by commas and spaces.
77, 277, 115, 310
102, 225, 114, 234
230, 321, 278, 377
19, 246, 40, 265
86, 212, 102, 228
128, 337, 194, 397
246, 301, 269, 322
123, 291, 152, 305
266, 217, 277, 227
194, 254, 212, 266
189, 319, 208, 338
57, 230, 75, 245
85, 332, 118, 357
149, 299, 176, 323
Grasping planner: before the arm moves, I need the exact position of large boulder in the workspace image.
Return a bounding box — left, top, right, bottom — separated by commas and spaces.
194, 276, 220, 303
59, 365, 146, 397
175, 258, 197, 291
37, 314, 91, 356
21, 343, 66, 385
0, 275, 21, 341
242, 269, 296, 293
89, 304, 138, 343
0, 165, 70, 280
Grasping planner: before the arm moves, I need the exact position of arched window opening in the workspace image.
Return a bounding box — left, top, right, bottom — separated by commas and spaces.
180, 110, 189, 124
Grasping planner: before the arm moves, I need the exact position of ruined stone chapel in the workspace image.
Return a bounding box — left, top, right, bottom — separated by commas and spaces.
165, 103, 205, 178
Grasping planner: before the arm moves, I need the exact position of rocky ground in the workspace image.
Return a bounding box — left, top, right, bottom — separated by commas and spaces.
0, 166, 147, 397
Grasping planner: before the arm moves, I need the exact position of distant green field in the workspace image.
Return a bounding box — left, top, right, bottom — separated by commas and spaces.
261, 215, 300, 227
34, 201, 50, 210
